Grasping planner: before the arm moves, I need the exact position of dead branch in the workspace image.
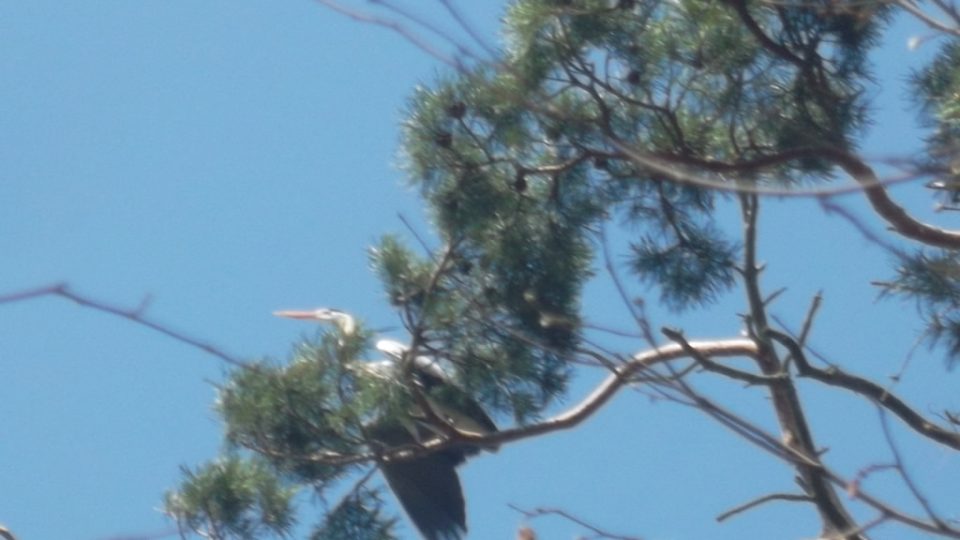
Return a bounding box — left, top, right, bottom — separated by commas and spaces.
509, 504, 644, 540
767, 329, 960, 451
662, 327, 778, 386
646, 358, 960, 538
739, 194, 864, 539
715, 493, 814, 522
0, 283, 249, 368
877, 407, 948, 528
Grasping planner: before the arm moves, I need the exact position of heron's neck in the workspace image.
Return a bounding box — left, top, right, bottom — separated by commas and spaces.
335, 314, 356, 335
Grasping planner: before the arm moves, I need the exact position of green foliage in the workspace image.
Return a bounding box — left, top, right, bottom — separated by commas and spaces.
217, 341, 362, 483
370, 235, 437, 308
310, 489, 398, 540
913, 40, 960, 133
371, 231, 580, 423
170, 0, 960, 536
165, 457, 297, 539
168, 326, 432, 538
630, 220, 738, 310
881, 251, 960, 366
387, 0, 894, 414
898, 29, 960, 362
913, 40, 960, 203
397, 0, 887, 350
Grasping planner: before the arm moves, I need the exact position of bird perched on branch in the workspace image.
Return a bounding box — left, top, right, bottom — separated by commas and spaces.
274, 307, 497, 540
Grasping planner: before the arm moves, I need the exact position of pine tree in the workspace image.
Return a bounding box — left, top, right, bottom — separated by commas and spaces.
164, 1, 960, 538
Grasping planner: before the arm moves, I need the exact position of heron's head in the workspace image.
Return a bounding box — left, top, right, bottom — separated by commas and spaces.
273, 307, 356, 335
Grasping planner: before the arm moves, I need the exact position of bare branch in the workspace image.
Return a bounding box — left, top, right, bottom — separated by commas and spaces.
738, 196, 863, 539
896, 0, 960, 37
877, 407, 948, 528
798, 291, 822, 347
662, 327, 777, 386
311, 0, 463, 70
509, 504, 644, 540
715, 493, 814, 523
767, 329, 960, 451
613, 140, 960, 249
818, 197, 911, 259
599, 222, 659, 349
0, 283, 250, 368
652, 361, 960, 538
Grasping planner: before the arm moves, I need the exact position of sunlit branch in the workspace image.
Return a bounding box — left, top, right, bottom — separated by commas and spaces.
258, 338, 759, 468
662, 327, 777, 386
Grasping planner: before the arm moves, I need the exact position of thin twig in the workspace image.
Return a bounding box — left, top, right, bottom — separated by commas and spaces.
818, 197, 912, 259
798, 291, 822, 348
397, 212, 433, 255
598, 223, 659, 348
716, 493, 814, 522
312, 0, 463, 70
877, 407, 947, 528
508, 504, 644, 540
0, 283, 249, 368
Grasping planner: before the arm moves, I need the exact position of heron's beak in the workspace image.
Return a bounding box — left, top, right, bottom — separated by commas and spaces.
273, 310, 320, 320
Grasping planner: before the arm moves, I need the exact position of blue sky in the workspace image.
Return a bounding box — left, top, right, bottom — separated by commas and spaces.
1, 2, 957, 539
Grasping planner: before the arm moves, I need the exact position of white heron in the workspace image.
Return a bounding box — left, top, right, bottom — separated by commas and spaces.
274, 307, 497, 540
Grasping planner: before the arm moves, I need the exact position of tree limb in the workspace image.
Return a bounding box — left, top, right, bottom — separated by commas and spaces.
662, 327, 777, 386
0, 283, 249, 368
767, 329, 960, 451
624, 144, 960, 250
263, 338, 759, 467
716, 493, 814, 523
739, 195, 863, 539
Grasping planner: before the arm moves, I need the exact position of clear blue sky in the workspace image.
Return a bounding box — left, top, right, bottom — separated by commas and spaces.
1, 2, 957, 539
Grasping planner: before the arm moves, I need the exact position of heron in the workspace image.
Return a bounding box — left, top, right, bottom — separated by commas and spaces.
274, 307, 497, 540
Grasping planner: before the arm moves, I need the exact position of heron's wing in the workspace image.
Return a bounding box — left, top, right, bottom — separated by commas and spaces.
372, 423, 468, 540
417, 394, 497, 442
374, 341, 457, 384
375, 339, 408, 361
380, 453, 467, 540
